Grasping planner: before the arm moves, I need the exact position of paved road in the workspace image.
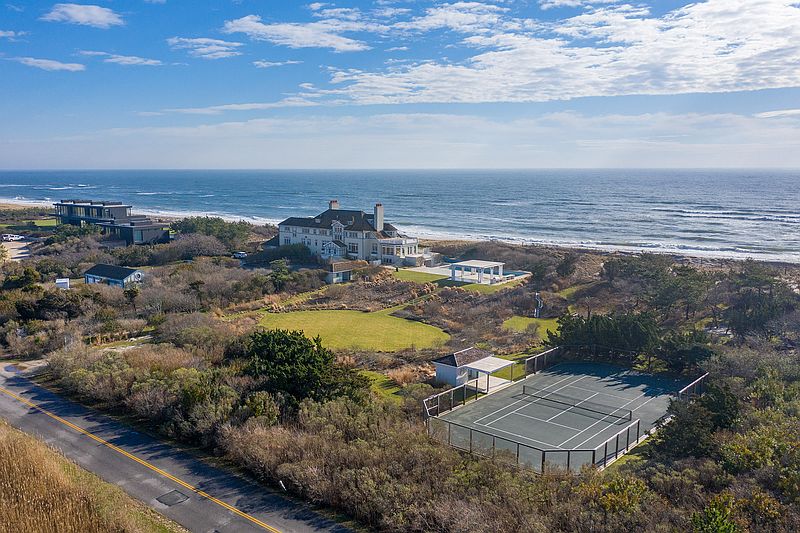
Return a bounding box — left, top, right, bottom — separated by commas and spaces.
0, 368, 350, 533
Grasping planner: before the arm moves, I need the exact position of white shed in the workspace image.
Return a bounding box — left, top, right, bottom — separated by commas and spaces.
433, 347, 516, 392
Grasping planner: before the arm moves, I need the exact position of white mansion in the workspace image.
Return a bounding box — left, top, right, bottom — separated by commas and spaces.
277, 200, 423, 265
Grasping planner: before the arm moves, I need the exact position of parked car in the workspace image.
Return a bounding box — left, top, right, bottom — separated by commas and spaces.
232, 251, 248, 259
1, 234, 24, 242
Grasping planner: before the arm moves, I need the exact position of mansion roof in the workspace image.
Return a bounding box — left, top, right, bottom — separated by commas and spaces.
279, 208, 398, 235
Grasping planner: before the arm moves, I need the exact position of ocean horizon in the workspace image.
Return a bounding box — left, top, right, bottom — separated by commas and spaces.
1, 169, 798, 263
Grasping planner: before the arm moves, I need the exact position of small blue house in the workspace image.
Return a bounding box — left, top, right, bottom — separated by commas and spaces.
84, 264, 143, 288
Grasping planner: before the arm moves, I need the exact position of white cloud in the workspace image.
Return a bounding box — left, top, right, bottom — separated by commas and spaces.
79, 50, 163, 66
13, 56, 85, 71
161, 97, 319, 115
167, 37, 243, 59
223, 14, 372, 52
313, 0, 800, 105
41, 3, 123, 29
755, 109, 800, 119
539, 0, 618, 10
0, 30, 25, 39
386, 46, 408, 51
252, 59, 303, 69
394, 2, 517, 34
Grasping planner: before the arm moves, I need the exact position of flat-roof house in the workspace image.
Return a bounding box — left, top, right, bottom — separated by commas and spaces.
84, 264, 143, 288
433, 347, 516, 392
54, 200, 170, 246
277, 200, 423, 265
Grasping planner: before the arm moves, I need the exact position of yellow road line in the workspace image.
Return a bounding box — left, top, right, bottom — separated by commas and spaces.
0, 384, 280, 533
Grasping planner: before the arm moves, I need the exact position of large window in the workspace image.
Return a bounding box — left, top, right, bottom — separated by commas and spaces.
348, 243, 359, 254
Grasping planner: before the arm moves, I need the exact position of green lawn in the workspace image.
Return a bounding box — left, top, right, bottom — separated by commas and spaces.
557, 281, 598, 299
435, 277, 527, 294
0, 219, 57, 230
258, 308, 450, 351
360, 370, 403, 403
493, 353, 529, 381
392, 269, 449, 284
502, 316, 560, 335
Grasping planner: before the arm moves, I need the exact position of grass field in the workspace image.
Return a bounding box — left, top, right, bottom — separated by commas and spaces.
391, 269, 449, 284
258, 308, 450, 351
502, 315, 560, 336
493, 353, 529, 381
557, 281, 599, 299
0, 219, 57, 229
0, 420, 184, 533
360, 370, 403, 403
435, 277, 527, 294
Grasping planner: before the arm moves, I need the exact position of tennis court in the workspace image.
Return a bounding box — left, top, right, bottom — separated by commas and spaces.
433, 361, 690, 470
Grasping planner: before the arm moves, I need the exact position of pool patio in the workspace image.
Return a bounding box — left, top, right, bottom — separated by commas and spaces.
406, 261, 530, 286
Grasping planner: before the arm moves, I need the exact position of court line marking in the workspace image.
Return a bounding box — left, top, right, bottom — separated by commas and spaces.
559, 391, 650, 448
546, 392, 599, 422
0, 384, 281, 533
472, 373, 578, 425
469, 422, 563, 449
479, 376, 587, 427
570, 394, 662, 450
485, 410, 583, 432
561, 383, 641, 402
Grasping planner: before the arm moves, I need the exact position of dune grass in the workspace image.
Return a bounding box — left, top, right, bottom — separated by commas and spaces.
258, 308, 450, 351
0, 420, 184, 533
502, 316, 560, 336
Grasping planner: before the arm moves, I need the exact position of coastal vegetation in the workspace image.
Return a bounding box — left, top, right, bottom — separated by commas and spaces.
1, 204, 799, 532
0, 419, 184, 533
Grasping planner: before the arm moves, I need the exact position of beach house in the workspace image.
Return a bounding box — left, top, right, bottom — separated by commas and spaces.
277, 200, 423, 265
53, 200, 170, 246
84, 264, 144, 288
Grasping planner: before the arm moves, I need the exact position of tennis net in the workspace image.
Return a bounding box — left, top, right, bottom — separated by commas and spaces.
521, 385, 633, 422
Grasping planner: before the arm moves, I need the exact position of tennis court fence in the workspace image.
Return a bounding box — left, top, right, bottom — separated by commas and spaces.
423, 347, 562, 419
426, 416, 644, 473
677, 372, 710, 401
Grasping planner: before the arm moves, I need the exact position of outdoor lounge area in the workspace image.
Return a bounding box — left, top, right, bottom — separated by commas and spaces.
404, 260, 529, 286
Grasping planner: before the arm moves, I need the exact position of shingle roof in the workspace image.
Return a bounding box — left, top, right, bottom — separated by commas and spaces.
432, 347, 495, 367
278, 208, 396, 233
84, 264, 140, 281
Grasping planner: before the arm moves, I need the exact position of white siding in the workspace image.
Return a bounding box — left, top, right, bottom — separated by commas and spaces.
434, 363, 469, 386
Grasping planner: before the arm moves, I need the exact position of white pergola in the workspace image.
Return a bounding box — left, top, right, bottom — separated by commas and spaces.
449, 260, 505, 284
464, 356, 516, 392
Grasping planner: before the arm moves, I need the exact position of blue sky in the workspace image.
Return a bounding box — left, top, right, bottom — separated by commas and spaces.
2, 1, 800, 169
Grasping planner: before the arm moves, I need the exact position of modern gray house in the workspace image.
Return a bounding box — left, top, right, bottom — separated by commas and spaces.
54, 200, 170, 246
84, 264, 144, 288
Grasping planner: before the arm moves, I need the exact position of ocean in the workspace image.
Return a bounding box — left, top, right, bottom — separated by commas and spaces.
1, 169, 798, 262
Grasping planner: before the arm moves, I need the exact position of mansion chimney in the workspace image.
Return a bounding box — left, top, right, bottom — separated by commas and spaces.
374, 203, 384, 232
329, 199, 340, 210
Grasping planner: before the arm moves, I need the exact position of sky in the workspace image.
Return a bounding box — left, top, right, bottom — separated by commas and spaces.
1, 0, 800, 169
